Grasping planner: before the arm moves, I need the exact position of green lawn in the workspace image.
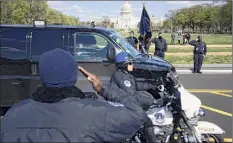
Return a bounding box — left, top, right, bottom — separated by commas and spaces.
118, 31, 232, 45
165, 55, 232, 64
94, 31, 232, 64
94, 30, 232, 46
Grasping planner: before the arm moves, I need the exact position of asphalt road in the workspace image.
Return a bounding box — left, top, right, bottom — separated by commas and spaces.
178, 74, 232, 89
179, 74, 232, 142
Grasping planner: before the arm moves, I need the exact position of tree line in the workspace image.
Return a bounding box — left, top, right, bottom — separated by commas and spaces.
86, 16, 115, 28
162, 0, 232, 34
1, 0, 80, 26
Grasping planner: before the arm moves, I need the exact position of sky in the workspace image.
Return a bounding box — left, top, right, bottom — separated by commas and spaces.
47, 1, 217, 21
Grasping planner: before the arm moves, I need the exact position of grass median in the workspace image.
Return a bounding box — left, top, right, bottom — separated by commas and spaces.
149, 47, 232, 53
163, 55, 232, 64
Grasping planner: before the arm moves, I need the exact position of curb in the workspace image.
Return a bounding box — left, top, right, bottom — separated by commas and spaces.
176, 69, 232, 74
174, 64, 232, 68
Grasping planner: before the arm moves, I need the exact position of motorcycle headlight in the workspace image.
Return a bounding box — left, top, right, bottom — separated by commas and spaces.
197, 109, 205, 117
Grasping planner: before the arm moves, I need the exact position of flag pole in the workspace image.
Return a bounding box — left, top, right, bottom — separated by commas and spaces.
143, 2, 146, 7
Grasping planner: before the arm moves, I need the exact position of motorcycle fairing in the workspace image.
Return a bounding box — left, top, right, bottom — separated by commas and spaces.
195, 121, 225, 134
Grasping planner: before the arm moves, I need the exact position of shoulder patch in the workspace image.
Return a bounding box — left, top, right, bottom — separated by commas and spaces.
124, 80, 131, 87
107, 101, 124, 107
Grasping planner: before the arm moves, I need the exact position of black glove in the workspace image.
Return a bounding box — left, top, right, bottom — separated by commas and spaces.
84, 92, 98, 99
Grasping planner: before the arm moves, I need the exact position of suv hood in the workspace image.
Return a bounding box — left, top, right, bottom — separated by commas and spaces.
135, 55, 173, 70
148, 55, 172, 68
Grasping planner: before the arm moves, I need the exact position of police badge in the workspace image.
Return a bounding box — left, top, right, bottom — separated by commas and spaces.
124, 80, 131, 87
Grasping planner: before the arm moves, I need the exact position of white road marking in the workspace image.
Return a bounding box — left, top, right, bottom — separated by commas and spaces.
177, 70, 232, 74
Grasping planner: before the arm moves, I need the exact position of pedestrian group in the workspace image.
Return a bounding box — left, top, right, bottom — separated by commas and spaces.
126, 30, 207, 74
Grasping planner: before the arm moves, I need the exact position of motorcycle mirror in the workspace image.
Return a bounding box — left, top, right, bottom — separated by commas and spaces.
158, 85, 165, 92
107, 47, 116, 62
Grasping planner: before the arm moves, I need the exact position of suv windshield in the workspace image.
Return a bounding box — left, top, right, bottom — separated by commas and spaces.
109, 32, 140, 58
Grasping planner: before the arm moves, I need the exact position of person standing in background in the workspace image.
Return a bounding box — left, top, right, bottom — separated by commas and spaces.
138, 36, 144, 53
170, 31, 175, 45
177, 32, 182, 45
144, 35, 151, 53
138, 35, 151, 53
151, 32, 167, 58
189, 36, 207, 74
126, 31, 139, 50
186, 32, 191, 44
182, 32, 186, 45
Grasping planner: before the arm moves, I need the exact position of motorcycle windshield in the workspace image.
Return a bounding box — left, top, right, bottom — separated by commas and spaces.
177, 85, 202, 118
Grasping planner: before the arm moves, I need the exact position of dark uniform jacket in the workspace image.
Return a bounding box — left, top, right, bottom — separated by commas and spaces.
138, 36, 151, 53
186, 33, 191, 40
110, 69, 154, 96
151, 37, 167, 52
1, 84, 148, 142
189, 40, 207, 55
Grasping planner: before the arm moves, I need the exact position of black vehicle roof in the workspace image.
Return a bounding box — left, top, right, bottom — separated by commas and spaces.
0, 24, 116, 35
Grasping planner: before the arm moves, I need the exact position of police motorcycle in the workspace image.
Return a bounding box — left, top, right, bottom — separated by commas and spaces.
126, 70, 225, 143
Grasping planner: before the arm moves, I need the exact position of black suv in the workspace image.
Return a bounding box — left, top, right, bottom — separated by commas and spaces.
0, 24, 177, 115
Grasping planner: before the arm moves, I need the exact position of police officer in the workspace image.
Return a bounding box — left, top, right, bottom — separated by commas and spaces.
144, 35, 151, 53
110, 52, 163, 110
126, 31, 139, 50
189, 36, 207, 74
151, 32, 167, 58
1, 48, 148, 142
186, 32, 191, 44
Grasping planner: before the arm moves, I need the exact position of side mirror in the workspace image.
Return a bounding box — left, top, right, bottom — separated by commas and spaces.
107, 47, 116, 62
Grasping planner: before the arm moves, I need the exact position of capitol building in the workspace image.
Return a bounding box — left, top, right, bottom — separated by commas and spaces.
91, 1, 164, 30
112, 1, 139, 30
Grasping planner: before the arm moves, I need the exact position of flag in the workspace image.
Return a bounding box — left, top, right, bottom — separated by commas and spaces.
139, 5, 152, 38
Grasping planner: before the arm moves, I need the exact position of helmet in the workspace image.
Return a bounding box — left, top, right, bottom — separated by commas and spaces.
115, 52, 133, 68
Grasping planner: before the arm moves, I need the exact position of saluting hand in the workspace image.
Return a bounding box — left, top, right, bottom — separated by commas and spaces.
78, 66, 102, 92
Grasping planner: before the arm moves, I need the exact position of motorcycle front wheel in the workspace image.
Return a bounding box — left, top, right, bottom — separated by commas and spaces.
202, 134, 224, 143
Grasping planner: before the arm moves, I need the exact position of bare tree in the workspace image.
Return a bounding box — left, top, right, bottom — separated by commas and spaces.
102, 16, 110, 28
